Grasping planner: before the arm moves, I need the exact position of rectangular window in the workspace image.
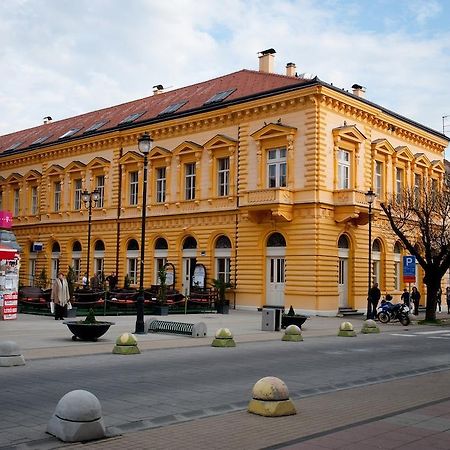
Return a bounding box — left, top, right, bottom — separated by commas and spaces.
129, 171, 138, 205
29, 259, 36, 286
31, 186, 38, 215
396, 168, 404, 203
216, 257, 231, 283
72, 258, 81, 282
217, 157, 230, 197
267, 147, 287, 188
95, 175, 105, 208
13, 189, 20, 216
394, 261, 400, 290
338, 149, 350, 189
375, 161, 383, 198
414, 173, 421, 206
127, 258, 138, 284
74, 179, 82, 210
185, 162, 196, 200
156, 167, 166, 203
53, 182, 61, 211
154, 258, 167, 284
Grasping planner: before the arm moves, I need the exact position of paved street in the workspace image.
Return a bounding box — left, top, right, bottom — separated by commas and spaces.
1, 310, 450, 449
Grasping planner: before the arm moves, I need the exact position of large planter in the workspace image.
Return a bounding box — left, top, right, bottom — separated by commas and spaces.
153, 305, 169, 316
281, 315, 308, 329
63, 321, 115, 341
216, 300, 230, 314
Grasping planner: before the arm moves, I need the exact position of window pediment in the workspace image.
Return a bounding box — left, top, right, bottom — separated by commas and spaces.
394, 146, 414, 161
24, 170, 41, 181
87, 157, 109, 170
414, 153, 431, 168
46, 165, 64, 177
173, 141, 203, 156
332, 125, 366, 144
148, 146, 171, 161
431, 160, 445, 173
119, 151, 142, 165
251, 123, 297, 141
6, 172, 23, 183
65, 161, 86, 173
203, 134, 237, 150
371, 139, 394, 155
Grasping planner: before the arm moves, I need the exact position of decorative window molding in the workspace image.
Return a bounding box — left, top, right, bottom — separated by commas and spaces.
173, 141, 203, 202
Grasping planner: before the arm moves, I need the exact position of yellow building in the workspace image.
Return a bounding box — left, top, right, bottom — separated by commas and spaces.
0, 50, 448, 314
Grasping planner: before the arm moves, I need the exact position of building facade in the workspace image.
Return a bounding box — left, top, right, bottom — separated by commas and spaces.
0, 51, 448, 314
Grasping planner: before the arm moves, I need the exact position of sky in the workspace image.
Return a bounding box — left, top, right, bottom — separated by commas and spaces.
1, 0, 449, 148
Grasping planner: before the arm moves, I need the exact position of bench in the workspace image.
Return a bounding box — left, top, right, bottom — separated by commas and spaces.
144, 319, 207, 337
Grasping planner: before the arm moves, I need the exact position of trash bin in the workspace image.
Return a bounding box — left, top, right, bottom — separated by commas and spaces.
261, 307, 281, 331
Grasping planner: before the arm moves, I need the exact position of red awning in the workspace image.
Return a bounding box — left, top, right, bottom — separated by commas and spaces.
0, 245, 19, 260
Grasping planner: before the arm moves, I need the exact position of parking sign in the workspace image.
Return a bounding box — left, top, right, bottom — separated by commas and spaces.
403, 255, 416, 283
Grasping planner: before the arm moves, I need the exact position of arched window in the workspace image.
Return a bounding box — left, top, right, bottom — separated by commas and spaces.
154, 238, 168, 284
51, 242, 60, 281
94, 240, 105, 276
215, 235, 232, 282
126, 239, 139, 284
372, 239, 382, 286
72, 241, 82, 281
338, 235, 349, 249
95, 240, 105, 251
183, 236, 197, 249
73, 241, 82, 252
52, 242, 60, 253
267, 232, 286, 247
155, 237, 168, 249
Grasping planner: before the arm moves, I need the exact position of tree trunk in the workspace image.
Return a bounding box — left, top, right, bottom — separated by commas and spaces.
424, 271, 439, 321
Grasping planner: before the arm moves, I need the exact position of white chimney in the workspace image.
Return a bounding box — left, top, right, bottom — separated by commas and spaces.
258, 48, 276, 73
43, 116, 52, 124
153, 84, 164, 95
351, 84, 366, 98
286, 62, 296, 77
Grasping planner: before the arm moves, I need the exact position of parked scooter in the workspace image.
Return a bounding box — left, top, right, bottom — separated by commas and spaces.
377, 298, 410, 326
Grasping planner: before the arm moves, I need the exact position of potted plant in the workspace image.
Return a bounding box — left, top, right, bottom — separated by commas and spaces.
212, 278, 233, 314
281, 305, 308, 329
63, 308, 115, 341
154, 266, 169, 316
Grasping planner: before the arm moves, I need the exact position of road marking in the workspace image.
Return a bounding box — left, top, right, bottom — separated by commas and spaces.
428, 336, 450, 340
390, 333, 417, 337
415, 330, 450, 335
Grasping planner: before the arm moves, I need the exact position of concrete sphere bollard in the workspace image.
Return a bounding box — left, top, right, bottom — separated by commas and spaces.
0, 341, 25, 366
47, 390, 106, 442
338, 321, 356, 337
112, 333, 140, 355
282, 324, 303, 342
248, 376, 297, 417
211, 327, 236, 347
361, 319, 380, 334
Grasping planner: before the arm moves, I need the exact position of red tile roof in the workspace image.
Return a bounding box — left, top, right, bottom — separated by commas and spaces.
0, 69, 311, 155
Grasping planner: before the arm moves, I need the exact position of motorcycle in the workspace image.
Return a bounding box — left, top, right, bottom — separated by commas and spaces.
377, 301, 410, 326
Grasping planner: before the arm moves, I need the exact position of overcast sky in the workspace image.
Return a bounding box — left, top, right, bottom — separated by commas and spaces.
1, 0, 449, 148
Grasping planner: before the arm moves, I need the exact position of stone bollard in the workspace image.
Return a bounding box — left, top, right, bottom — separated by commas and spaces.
282, 324, 303, 342
338, 321, 356, 337
361, 319, 380, 334
0, 341, 25, 367
47, 390, 106, 442
248, 376, 297, 417
112, 333, 140, 355
211, 328, 236, 347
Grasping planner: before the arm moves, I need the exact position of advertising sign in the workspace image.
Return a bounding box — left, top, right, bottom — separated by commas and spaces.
0, 211, 12, 229
403, 255, 416, 283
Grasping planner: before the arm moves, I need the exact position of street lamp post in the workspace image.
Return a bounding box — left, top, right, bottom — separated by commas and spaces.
82, 189, 100, 289
365, 189, 376, 319
135, 132, 153, 334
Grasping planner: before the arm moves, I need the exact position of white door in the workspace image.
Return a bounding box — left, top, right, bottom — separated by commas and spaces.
338, 257, 348, 307
182, 257, 196, 296
266, 257, 285, 306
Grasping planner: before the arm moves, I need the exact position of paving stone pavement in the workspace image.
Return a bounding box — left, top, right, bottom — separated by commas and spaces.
2, 309, 450, 449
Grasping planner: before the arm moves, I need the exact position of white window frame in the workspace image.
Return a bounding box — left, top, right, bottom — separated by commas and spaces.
127, 257, 138, 284
185, 162, 196, 200
129, 171, 138, 205
396, 168, 404, 203
217, 157, 230, 197
95, 175, 105, 208
54, 182, 61, 212
156, 167, 166, 203
338, 149, 350, 189
267, 147, 287, 188
74, 179, 82, 210
375, 160, 383, 198
13, 188, 20, 216
31, 186, 38, 215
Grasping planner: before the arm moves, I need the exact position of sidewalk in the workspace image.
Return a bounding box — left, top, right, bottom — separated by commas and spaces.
2, 310, 450, 450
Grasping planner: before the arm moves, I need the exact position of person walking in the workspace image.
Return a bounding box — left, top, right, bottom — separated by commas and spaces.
411, 286, 421, 316
401, 288, 410, 308
436, 287, 442, 312
368, 282, 381, 319
51, 271, 70, 320
446, 287, 450, 314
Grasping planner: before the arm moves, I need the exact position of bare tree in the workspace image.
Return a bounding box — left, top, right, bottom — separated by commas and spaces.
380, 182, 450, 321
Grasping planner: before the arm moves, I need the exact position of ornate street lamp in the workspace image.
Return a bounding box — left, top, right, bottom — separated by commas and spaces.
135, 132, 153, 334
365, 189, 376, 319
82, 189, 100, 289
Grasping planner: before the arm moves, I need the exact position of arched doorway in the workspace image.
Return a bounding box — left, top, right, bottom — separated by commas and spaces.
372, 239, 382, 287
182, 236, 197, 296
266, 232, 286, 306
338, 234, 350, 308
51, 242, 61, 281
154, 238, 168, 285
215, 235, 232, 283
126, 239, 139, 285
72, 241, 82, 282
94, 240, 105, 277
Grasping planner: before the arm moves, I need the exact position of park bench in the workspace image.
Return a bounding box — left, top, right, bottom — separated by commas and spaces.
145, 319, 207, 337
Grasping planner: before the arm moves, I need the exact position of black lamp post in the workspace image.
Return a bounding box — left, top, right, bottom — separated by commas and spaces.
365, 189, 376, 319
135, 132, 153, 334
82, 189, 100, 289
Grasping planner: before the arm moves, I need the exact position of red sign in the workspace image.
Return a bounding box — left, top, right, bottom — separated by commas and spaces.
1, 292, 18, 320
0, 211, 12, 229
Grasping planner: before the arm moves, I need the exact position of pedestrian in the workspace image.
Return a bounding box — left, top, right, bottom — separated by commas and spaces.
51, 272, 70, 320
368, 282, 381, 319
411, 286, 421, 316
401, 288, 410, 308
446, 287, 450, 314
82, 272, 88, 289
436, 287, 442, 312
106, 272, 118, 291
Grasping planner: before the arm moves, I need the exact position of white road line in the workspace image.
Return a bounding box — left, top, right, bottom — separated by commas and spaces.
428, 336, 450, 340
390, 333, 417, 337
415, 330, 450, 335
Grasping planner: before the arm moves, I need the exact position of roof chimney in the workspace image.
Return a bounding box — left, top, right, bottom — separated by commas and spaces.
286, 62, 296, 77
153, 84, 164, 95
43, 116, 52, 124
258, 48, 276, 73
351, 84, 366, 98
